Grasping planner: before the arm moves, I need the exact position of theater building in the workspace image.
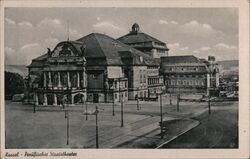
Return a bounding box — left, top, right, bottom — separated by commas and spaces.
117, 23, 169, 59
28, 32, 163, 105
160, 55, 219, 95
28, 41, 87, 106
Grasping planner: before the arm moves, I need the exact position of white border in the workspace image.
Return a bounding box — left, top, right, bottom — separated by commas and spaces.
0, 0, 249, 159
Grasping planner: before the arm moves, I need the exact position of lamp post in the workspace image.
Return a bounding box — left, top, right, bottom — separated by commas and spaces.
33, 84, 38, 113
156, 88, 164, 139
85, 101, 88, 120
159, 92, 163, 139
137, 87, 139, 110
65, 110, 69, 145
112, 90, 115, 116
95, 106, 99, 148
121, 95, 124, 127
119, 78, 124, 127
177, 94, 180, 112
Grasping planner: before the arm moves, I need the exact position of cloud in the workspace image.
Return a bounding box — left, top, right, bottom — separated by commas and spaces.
97, 17, 101, 21
214, 43, 237, 49
200, 46, 211, 51
159, 20, 168, 25
92, 21, 127, 38
5, 43, 45, 65
170, 21, 178, 25
167, 43, 190, 55
168, 43, 180, 48
43, 37, 59, 49
5, 18, 16, 25
180, 46, 189, 51
179, 20, 219, 37
37, 18, 62, 28
18, 21, 33, 28
5, 46, 16, 65
193, 50, 199, 54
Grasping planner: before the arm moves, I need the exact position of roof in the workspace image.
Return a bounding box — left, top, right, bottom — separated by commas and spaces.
161, 55, 205, 64
77, 33, 159, 66
29, 33, 159, 67
117, 32, 166, 45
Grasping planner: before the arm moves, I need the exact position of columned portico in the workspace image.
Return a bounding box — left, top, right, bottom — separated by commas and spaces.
67, 72, 71, 87
34, 93, 39, 106
53, 94, 57, 106
77, 72, 80, 88
43, 72, 47, 87
48, 72, 52, 87
43, 93, 48, 105
58, 72, 61, 87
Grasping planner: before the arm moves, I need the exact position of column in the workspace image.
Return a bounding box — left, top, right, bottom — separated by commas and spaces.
207, 74, 210, 95
48, 71, 52, 87
77, 72, 80, 88
35, 93, 39, 106
67, 72, 71, 88
58, 72, 61, 87
43, 93, 48, 106
53, 94, 57, 106
43, 72, 47, 88
71, 95, 74, 105
83, 68, 86, 88
216, 73, 219, 87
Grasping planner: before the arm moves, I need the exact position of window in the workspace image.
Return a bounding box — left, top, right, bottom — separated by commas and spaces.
115, 93, 118, 99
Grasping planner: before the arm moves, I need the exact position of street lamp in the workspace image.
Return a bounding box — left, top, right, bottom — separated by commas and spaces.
85, 101, 88, 120
95, 106, 99, 148
65, 110, 69, 145
156, 89, 163, 139
112, 89, 115, 116
137, 87, 140, 110
33, 83, 38, 113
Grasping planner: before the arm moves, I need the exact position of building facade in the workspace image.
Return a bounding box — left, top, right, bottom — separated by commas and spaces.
28, 41, 87, 106
160, 55, 219, 95
117, 23, 169, 59
28, 32, 164, 105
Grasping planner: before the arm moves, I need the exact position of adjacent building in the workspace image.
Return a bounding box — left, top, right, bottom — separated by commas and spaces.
117, 23, 169, 59
160, 55, 219, 95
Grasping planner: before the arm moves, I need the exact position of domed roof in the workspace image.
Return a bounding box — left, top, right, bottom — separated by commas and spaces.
131, 23, 140, 33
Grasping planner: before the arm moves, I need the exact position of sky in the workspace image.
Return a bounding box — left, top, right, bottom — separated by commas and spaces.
4, 8, 238, 65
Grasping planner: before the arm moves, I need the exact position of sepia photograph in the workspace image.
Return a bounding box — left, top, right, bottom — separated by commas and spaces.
1, 0, 249, 159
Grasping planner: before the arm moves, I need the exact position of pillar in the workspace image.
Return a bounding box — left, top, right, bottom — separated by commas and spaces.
43, 72, 47, 88
48, 71, 52, 87
207, 73, 210, 96
67, 72, 71, 88
71, 95, 74, 105
43, 93, 48, 106
53, 94, 57, 106
216, 72, 219, 87
35, 93, 39, 106
83, 68, 86, 88
77, 72, 80, 88
58, 72, 61, 87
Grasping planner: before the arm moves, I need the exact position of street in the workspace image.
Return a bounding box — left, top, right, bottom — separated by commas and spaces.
161, 101, 238, 148
5, 96, 238, 148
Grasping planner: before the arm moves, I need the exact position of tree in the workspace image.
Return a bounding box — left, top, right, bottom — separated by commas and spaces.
5, 71, 25, 100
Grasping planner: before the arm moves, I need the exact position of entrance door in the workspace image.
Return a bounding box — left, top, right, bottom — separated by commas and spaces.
93, 94, 99, 103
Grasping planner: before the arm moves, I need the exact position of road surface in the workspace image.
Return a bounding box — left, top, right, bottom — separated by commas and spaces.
161, 101, 238, 148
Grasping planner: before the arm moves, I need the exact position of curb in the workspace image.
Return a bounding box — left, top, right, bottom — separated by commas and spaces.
155, 119, 200, 149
